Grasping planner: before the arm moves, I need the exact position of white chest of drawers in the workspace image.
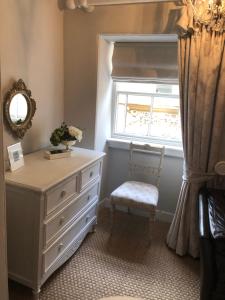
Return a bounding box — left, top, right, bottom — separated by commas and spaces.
5, 147, 105, 297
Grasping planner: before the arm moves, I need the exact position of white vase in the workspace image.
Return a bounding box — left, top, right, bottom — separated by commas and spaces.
61, 140, 76, 151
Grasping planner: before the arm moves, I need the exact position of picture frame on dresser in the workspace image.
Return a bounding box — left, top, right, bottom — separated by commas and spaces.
7, 142, 24, 172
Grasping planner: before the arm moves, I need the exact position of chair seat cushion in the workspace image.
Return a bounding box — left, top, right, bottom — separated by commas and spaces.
110, 181, 159, 209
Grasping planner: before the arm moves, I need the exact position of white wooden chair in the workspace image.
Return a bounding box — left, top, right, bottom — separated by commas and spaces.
110, 142, 165, 241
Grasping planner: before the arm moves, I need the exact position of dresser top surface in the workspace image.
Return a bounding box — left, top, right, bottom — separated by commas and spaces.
5, 147, 105, 192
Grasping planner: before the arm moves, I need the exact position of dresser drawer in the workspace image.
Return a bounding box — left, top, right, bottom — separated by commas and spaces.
44, 182, 99, 245
80, 161, 101, 190
43, 204, 97, 273
45, 175, 77, 215
41, 219, 93, 284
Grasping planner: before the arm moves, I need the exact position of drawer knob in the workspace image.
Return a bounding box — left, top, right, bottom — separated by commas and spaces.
86, 215, 90, 223
58, 243, 64, 252
59, 216, 65, 225
89, 171, 93, 178
61, 190, 66, 198
87, 195, 90, 201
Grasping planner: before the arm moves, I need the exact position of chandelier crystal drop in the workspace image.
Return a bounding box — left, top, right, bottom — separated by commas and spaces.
208, 0, 225, 17
190, 0, 225, 32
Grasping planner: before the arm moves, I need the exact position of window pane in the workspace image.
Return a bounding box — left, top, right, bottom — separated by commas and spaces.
150, 96, 181, 141
113, 81, 182, 145
116, 82, 179, 95
156, 85, 172, 94
116, 82, 156, 94
125, 95, 151, 136
127, 94, 150, 106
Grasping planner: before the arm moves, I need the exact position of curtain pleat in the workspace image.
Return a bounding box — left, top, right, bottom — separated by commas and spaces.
167, 7, 225, 257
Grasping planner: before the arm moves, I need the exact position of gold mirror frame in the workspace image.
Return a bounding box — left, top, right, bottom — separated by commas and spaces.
4, 79, 36, 139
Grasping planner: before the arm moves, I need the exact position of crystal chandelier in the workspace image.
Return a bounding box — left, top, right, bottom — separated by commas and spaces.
208, 0, 225, 17
191, 0, 225, 21
190, 0, 225, 31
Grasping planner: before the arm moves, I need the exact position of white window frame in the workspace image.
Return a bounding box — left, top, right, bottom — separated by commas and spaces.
111, 80, 182, 147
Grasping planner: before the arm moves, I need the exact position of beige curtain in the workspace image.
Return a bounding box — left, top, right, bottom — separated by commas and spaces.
166, 3, 225, 257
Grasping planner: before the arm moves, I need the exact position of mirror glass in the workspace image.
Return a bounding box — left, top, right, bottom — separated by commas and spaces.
4, 79, 36, 138
9, 94, 28, 125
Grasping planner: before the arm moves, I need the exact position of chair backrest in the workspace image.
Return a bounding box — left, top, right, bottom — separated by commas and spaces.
128, 142, 165, 188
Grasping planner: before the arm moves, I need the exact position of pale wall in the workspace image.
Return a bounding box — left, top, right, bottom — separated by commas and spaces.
1, 0, 64, 162
64, 3, 183, 216
64, 2, 180, 149
0, 76, 8, 299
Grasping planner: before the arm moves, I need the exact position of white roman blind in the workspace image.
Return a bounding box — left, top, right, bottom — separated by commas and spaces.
112, 42, 178, 82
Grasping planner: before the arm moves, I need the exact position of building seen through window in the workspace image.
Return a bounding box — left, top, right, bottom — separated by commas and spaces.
112, 81, 181, 146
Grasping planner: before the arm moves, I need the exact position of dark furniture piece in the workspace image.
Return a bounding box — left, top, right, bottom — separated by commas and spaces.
199, 188, 225, 300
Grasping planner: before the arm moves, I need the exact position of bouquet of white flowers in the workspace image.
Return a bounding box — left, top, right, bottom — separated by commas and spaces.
50, 122, 83, 147
68, 126, 82, 142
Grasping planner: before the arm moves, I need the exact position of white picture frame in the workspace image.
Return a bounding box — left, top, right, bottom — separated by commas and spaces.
7, 142, 24, 171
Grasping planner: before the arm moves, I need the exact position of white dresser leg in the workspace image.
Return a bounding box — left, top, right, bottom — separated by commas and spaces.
110, 203, 115, 235
149, 211, 156, 244
32, 287, 41, 300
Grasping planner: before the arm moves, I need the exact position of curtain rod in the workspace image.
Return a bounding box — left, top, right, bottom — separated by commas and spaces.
65, 0, 180, 13
88, 0, 179, 5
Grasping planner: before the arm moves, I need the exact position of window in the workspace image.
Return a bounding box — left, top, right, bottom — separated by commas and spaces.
112, 81, 182, 146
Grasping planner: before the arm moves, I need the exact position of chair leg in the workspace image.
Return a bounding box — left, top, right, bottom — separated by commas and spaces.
110, 203, 115, 235
149, 211, 155, 243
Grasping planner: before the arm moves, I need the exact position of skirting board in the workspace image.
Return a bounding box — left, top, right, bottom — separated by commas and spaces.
100, 197, 174, 223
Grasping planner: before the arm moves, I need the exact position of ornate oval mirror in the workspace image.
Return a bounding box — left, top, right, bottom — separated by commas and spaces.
4, 79, 36, 138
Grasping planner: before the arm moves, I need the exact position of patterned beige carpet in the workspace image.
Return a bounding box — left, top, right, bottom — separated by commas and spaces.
9, 208, 200, 300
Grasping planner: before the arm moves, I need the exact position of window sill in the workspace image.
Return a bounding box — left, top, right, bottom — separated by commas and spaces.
107, 138, 184, 158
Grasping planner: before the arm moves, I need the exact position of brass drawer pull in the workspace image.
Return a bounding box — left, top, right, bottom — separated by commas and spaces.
58, 243, 64, 252
60, 190, 66, 198
59, 216, 65, 226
